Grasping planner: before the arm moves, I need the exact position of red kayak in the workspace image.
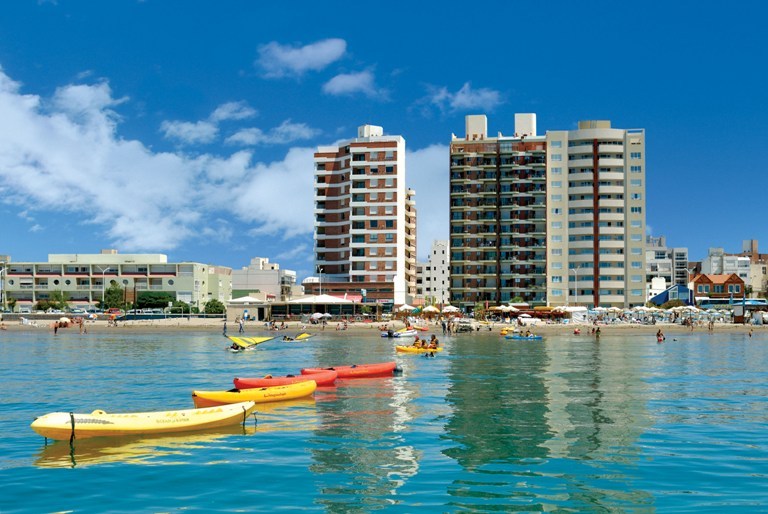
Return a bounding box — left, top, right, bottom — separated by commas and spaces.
234, 369, 338, 389
300, 361, 397, 379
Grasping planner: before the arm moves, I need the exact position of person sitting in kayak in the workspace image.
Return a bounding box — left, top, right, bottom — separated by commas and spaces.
524, 329, 532, 337
230, 342, 240, 351
283, 336, 294, 341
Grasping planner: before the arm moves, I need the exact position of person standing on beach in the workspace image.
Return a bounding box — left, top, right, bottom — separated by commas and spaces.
238, 317, 244, 333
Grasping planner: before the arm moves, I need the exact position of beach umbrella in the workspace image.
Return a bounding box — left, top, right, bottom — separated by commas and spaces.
423, 305, 440, 313
59, 317, 71, 323
310, 312, 323, 319
442, 305, 460, 313
321, 313, 332, 318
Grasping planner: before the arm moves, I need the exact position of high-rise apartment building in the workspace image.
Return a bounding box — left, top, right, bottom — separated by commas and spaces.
449, 115, 647, 309
547, 120, 646, 308
449, 114, 546, 307
312, 124, 416, 305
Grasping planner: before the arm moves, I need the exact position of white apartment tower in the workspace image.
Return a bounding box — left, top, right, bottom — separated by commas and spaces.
313, 125, 416, 305
546, 121, 647, 308
423, 240, 450, 305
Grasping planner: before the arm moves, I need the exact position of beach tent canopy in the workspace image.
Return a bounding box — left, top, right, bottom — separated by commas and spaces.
423, 305, 440, 313
229, 296, 263, 304
397, 304, 415, 312
289, 294, 353, 304
442, 305, 460, 313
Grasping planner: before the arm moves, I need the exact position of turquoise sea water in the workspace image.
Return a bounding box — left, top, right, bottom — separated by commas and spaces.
1, 328, 767, 513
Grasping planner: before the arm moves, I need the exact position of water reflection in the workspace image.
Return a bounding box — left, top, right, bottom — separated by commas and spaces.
441, 335, 654, 511
35, 424, 258, 468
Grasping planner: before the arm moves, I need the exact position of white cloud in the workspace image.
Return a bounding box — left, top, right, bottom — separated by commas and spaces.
428, 82, 503, 112
161, 101, 257, 145
210, 101, 257, 122
160, 119, 218, 144
226, 120, 320, 146
275, 243, 309, 261
405, 144, 449, 260
0, 68, 315, 252
257, 38, 347, 78
323, 70, 382, 98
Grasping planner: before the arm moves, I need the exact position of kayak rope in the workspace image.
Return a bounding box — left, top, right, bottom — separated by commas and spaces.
69, 412, 76, 446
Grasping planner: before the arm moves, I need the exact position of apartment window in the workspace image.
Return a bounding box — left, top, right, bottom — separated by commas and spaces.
551, 140, 562, 148
630, 165, 642, 173
551, 208, 562, 215
385, 166, 394, 173
370, 234, 378, 242
631, 234, 642, 242
551, 289, 563, 297
385, 206, 394, 215
552, 221, 562, 229
385, 151, 394, 160
631, 261, 642, 269
728, 284, 741, 293
551, 167, 562, 174
385, 233, 394, 242
551, 248, 563, 256
631, 193, 642, 200
370, 206, 378, 215
630, 152, 642, 159
370, 192, 378, 200
385, 220, 394, 228
385, 178, 394, 187
552, 276, 563, 283
552, 194, 562, 202
630, 179, 642, 187
552, 181, 562, 188
631, 289, 643, 296
631, 275, 642, 282
552, 235, 563, 243
370, 220, 378, 228
551, 154, 562, 161
631, 248, 642, 255
631, 207, 642, 214
630, 220, 641, 228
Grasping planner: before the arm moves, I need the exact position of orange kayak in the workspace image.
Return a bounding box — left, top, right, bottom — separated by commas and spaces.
234, 369, 338, 389
300, 361, 398, 379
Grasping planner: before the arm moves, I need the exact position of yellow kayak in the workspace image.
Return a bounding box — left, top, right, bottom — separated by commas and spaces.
192, 380, 317, 408
30, 401, 257, 441
395, 345, 443, 354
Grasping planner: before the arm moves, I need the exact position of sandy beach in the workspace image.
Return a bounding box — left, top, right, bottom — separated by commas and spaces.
1, 316, 763, 337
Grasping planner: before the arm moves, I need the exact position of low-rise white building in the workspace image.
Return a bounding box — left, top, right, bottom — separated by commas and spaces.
231, 257, 301, 302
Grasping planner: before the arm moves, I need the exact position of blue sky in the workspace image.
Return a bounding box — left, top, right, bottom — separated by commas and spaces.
1, 1, 766, 281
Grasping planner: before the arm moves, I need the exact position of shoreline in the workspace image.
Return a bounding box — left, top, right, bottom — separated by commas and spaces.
1, 317, 763, 337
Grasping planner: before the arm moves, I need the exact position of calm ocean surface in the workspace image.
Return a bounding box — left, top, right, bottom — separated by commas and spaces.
1, 328, 767, 513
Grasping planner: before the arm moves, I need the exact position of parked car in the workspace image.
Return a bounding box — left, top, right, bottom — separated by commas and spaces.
106, 308, 123, 316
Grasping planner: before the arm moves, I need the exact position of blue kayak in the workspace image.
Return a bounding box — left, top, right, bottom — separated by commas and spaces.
505, 335, 543, 340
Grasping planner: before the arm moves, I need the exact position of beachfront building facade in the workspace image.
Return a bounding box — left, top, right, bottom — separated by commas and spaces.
701, 247, 751, 288
0, 250, 232, 312
311, 124, 416, 306
449, 114, 548, 308
547, 120, 647, 308
423, 240, 450, 306
231, 256, 300, 302
645, 235, 689, 298
449, 114, 647, 310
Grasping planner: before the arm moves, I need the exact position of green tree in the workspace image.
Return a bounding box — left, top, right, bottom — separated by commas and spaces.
510, 296, 524, 304
48, 289, 70, 310
204, 299, 225, 314
102, 284, 125, 309
169, 300, 192, 314
660, 299, 686, 310
136, 291, 175, 309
